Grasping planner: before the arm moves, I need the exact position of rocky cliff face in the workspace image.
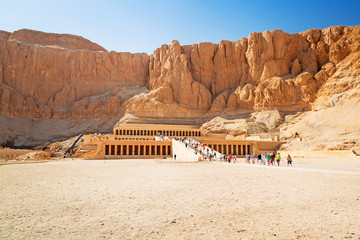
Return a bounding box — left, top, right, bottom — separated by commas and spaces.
278, 26, 360, 152
0, 29, 149, 122
0, 26, 359, 146
0, 29, 149, 145
124, 25, 360, 119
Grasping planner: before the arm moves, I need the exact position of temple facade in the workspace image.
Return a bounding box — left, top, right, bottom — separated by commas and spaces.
113, 124, 202, 137
74, 124, 282, 160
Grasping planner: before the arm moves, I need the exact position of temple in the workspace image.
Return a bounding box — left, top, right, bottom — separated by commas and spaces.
74, 123, 282, 160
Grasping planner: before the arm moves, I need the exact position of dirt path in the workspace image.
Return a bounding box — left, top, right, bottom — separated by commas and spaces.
1, 159, 360, 239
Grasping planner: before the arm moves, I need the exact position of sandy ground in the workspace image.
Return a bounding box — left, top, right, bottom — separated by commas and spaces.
1, 158, 360, 240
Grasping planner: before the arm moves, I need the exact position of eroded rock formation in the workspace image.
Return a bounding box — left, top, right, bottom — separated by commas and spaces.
0, 29, 149, 122
123, 25, 359, 120
0, 26, 359, 146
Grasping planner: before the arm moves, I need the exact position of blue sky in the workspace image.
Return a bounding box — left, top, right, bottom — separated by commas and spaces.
0, 0, 359, 54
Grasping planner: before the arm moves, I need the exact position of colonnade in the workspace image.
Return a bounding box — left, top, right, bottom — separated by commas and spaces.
205, 143, 252, 155
114, 137, 154, 140
114, 129, 201, 137
104, 143, 172, 156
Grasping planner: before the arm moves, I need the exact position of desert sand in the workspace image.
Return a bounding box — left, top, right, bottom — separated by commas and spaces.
1, 158, 360, 240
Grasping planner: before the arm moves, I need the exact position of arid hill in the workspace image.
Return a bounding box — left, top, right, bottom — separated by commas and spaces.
0, 26, 359, 150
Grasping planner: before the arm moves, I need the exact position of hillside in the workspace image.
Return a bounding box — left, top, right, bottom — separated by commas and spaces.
0, 26, 359, 149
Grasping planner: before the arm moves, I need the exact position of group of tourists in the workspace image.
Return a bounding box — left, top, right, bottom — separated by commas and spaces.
245, 153, 292, 166
219, 152, 293, 166
219, 154, 237, 163
176, 137, 293, 166
177, 137, 217, 161
155, 135, 170, 141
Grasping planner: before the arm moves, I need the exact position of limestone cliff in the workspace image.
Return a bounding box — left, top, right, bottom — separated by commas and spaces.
0, 26, 359, 147
124, 25, 359, 119
0, 29, 149, 122
0, 29, 149, 146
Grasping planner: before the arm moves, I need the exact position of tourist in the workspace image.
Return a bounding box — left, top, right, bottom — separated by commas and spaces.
266, 153, 271, 166
276, 153, 281, 166
287, 154, 292, 166
257, 153, 262, 165
245, 153, 249, 163
261, 153, 266, 165
174, 154, 177, 160
270, 153, 275, 165
251, 153, 255, 164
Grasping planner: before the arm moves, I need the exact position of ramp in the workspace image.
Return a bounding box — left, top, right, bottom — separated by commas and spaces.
171, 139, 199, 162
64, 133, 84, 155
